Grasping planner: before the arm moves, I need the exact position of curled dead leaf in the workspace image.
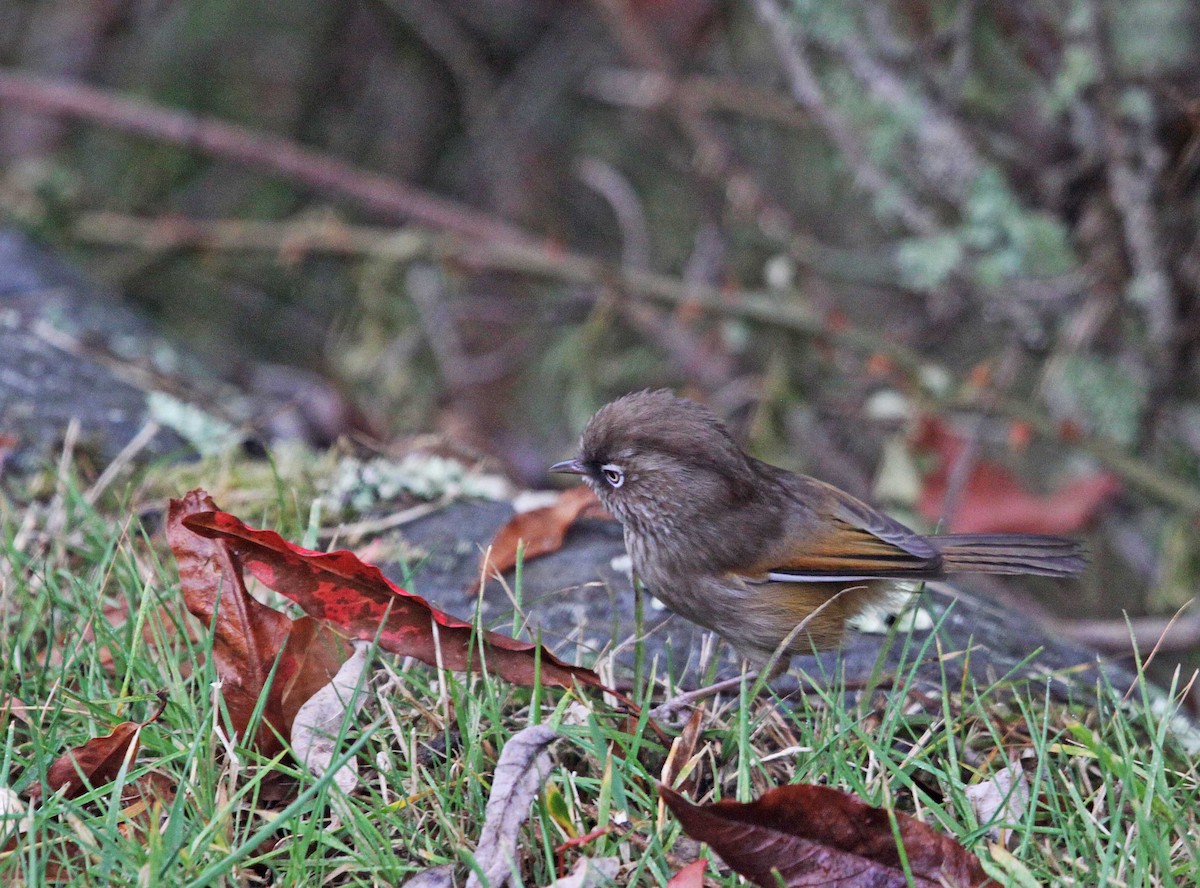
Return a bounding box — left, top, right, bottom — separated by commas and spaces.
965, 761, 1030, 849
291, 641, 372, 794
467, 724, 559, 888
661, 705, 706, 794
476, 487, 611, 592
660, 783, 998, 888
914, 416, 1117, 534
179, 493, 605, 693
28, 692, 167, 803
168, 490, 351, 755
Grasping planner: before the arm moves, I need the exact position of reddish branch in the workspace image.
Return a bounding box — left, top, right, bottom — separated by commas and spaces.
0, 70, 537, 247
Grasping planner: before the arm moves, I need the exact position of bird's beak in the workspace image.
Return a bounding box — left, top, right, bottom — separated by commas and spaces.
550, 458, 587, 475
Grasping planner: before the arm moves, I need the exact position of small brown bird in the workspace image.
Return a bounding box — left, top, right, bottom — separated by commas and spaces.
552, 390, 1085, 668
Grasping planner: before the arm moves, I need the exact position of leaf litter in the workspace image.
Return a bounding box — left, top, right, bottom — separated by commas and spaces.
178, 491, 605, 694
16, 485, 1067, 885
405, 724, 560, 888
964, 760, 1031, 849
290, 640, 373, 794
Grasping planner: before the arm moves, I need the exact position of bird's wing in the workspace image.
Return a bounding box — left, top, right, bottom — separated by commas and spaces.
760, 477, 943, 583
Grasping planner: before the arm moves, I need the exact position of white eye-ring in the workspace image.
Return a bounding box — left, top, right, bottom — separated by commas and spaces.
600, 463, 625, 488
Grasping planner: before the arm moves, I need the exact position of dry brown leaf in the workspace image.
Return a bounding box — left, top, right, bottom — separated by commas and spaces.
291, 641, 372, 794
28, 693, 167, 803
965, 761, 1030, 849
467, 724, 559, 888
661, 783, 998, 888
477, 487, 611, 591
661, 705, 706, 794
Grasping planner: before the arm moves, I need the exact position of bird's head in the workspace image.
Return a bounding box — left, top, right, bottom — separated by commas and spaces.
551, 390, 757, 535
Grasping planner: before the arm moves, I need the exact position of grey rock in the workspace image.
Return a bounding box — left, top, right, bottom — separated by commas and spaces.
0, 229, 186, 474
384, 499, 1129, 700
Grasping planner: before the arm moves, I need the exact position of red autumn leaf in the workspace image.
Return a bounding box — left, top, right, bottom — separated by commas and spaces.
29, 693, 167, 803
168, 490, 351, 755
0, 432, 16, 477
914, 417, 1118, 534
666, 859, 708, 887
178, 492, 604, 694
660, 783, 998, 888
865, 353, 896, 379
477, 486, 612, 590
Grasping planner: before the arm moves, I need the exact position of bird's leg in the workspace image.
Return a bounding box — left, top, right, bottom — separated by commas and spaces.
650, 668, 761, 721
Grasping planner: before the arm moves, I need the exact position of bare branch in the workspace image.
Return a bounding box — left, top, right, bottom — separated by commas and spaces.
583, 67, 813, 129
63, 209, 1200, 516
0, 70, 537, 247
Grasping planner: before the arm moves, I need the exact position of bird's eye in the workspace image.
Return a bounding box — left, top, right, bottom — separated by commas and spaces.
600, 464, 625, 488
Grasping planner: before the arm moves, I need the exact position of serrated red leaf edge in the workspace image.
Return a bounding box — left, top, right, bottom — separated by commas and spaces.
168, 491, 351, 755
179, 501, 604, 693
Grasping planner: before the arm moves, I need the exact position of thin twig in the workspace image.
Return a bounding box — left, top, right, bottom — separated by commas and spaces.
1122, 601, 1194, 701
583, 68, 814, 129
575, 156, 652, 270
84, 420, 161, 505
1048, 601, 1200, 657
317, 500, 445, 543
651, 673, 755, 721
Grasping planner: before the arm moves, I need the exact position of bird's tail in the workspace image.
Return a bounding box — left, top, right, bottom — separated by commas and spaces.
931, 534, 1086, 577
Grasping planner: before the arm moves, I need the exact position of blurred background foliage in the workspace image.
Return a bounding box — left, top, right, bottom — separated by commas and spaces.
2, 0, 1200, 685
